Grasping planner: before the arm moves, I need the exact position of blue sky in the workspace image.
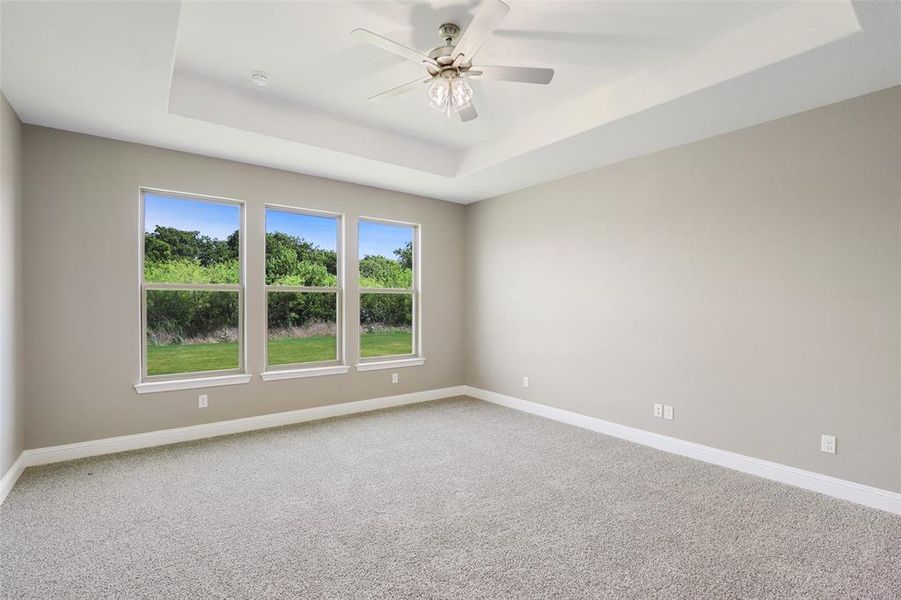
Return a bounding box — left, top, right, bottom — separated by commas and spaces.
266, 209, 337, 250
359, 220, 413, 260
144, 193, 239, 240
145, 193, 411, 258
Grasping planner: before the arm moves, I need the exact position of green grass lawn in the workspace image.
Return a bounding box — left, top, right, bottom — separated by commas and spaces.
359, 330, 412, 358
147, 341, 239, 375
147, 331, 413, 375
268, 336, 336, 366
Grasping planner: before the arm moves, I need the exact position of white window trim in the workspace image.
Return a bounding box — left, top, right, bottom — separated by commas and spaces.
135, 374, 252, 394
355, 358, 425, 372
261, 365, 351, 381
137, 188, 248, 388
263, 204, 346, 374
357, 216, 422, 368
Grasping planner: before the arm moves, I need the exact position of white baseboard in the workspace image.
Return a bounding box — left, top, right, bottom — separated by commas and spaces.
5, 384, 898, 516
0, 385, 465, 505
463, 386, 901, 516
0, 453, 26, 506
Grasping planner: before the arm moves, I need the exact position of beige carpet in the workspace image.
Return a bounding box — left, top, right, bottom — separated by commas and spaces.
1, 396, 899, 599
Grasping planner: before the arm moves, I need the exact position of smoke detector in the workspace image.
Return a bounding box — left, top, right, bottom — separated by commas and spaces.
250, 71, 269, 87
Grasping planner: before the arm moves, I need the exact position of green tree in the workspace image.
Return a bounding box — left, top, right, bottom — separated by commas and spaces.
147, 290, 238, 342
144, 259, 239, 284
147, 227, 414, 337
394, 241, 413, 270
360, 293, 411, 329
267, 292, 336, 329
145, 226, 238, 266
265, 232, 336, 286
359, 255, 412, 288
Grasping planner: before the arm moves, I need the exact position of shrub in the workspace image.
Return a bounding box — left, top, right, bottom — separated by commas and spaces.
145, 259, 239, 284
145, 228, 411, 341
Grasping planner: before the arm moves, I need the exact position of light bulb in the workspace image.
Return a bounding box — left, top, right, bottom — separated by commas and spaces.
450, 78, 473, 111
427, 79, 450, 112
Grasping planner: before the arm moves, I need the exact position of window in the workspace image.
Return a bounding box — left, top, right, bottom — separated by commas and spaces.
358, 218, 418, 362
265, 207, 342, 370
140, 190, 244, 381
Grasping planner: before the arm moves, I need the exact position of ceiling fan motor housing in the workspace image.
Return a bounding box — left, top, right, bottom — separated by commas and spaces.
438, 23, 460, 45
427, 23, 472, 77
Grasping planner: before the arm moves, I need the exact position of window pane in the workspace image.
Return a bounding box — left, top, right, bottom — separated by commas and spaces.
360, 293, 413, 357
144, 193, 240, 284
359, 221, 413, 289
146, 290, 239, 376
267, 292, 337, 366
266, 209, 338, 286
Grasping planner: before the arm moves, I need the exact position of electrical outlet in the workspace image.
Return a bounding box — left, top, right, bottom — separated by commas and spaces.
198, 394, 208, 408
663, 405, 674, 420
821, 434, 836, 454
391, 373, 399, 384
522, 376, 529, 388
653, 403, 663, 418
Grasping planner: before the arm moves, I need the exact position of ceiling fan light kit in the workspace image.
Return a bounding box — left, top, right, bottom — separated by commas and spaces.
428, 74, 473, 117
351, 0, 554, 123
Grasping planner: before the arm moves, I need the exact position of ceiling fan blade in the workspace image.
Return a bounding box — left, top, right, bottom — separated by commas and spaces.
470, 65, 554, 84
367, 77, 433, 102
351, 28, 437, 66
458, 103, 478, 122
452, 0, 510, 62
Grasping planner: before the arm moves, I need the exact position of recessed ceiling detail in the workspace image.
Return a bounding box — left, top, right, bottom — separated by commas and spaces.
2, 1, 899, 202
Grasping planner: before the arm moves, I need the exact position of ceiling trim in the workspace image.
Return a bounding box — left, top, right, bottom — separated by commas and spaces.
168, 71, 457, 177
458, 0, 862, 176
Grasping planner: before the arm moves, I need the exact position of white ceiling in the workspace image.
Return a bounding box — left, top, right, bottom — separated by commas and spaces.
174, 1, 787, 149
2, 1, 899, 203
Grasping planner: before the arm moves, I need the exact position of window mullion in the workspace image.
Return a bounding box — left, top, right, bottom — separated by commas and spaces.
143, 282, 241, 292
358, 288, 413, 295
265, 285, 338, 294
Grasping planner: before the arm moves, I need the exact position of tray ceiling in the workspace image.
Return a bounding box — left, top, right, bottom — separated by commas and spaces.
2, 1, 899, 202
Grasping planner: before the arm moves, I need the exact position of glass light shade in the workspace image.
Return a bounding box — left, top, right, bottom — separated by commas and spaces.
450, 78, 473, 111
427, 80, 450, 112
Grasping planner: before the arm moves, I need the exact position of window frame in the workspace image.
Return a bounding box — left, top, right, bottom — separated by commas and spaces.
138, 188, 247, 384
263, 204, 345, 372
357, 216, 421, 365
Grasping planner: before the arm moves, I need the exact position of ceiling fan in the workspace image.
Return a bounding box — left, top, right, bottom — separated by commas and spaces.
351, 0, 554, 122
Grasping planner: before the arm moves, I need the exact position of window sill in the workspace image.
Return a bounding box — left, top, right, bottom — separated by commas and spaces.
355, 358, 425, 372
261, 365, 350, 381
134, 374, 252, 394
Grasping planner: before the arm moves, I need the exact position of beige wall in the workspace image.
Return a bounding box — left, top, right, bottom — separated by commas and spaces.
464, 86, 901, 492
22, 127, 465, 448
16, 87, 901, 494
0, 92, 25, 475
